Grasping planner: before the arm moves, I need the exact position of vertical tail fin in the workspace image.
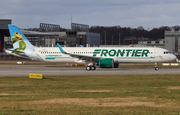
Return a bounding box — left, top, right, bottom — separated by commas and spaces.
7, 25, 43, 60
8, 25, 34, 51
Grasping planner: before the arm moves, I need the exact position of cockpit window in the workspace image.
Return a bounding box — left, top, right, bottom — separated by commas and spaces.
164, 51, 171, 54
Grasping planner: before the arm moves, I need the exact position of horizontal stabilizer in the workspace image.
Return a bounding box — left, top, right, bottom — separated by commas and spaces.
5, 49, 25, 55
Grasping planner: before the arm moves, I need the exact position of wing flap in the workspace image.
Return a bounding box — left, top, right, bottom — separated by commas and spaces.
70, 54, 101, 61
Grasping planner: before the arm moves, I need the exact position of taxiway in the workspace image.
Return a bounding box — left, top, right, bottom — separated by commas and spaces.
0, 64, 179, 76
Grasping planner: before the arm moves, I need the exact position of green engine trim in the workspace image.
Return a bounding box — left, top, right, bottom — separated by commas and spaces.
98, 58, 114, 68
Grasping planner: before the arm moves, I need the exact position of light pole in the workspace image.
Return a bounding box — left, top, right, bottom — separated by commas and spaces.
171, 29, 174, 52
100, 36, 103, 46
118, 33, 121, 45
104, 31, 106, 45
112, 35, 113, 47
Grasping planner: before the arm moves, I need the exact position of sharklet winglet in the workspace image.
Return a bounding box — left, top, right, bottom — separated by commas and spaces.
57, 44, 65, 53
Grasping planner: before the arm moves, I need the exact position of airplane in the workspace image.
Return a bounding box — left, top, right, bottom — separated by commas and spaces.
6, 25, 177, 71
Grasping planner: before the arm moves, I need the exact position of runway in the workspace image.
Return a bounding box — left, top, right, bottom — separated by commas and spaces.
0, 64, 180, 76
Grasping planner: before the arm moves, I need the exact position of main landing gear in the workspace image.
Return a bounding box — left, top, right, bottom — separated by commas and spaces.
86, 66, 96, 71
155, 63, 159, 71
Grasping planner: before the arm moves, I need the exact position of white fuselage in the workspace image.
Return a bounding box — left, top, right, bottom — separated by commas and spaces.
31, 47, 177, 63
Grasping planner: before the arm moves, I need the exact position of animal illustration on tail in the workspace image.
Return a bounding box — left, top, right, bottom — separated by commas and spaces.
11, 32, 26, 55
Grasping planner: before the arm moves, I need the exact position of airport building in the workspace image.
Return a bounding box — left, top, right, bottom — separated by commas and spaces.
54, 32, 100, 47
138, 39, 165, 48
0, 19, 100, 53
165, 29, 180, 52
0, 19, 11, 51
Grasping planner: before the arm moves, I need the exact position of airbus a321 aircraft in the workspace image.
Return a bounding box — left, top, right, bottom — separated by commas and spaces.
6, 25, 177, 71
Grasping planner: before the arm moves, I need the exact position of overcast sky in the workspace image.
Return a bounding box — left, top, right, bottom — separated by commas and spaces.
1, 0, 180, 30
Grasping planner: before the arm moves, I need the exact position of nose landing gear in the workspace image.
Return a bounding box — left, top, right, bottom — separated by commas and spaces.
155, 63, 159, 71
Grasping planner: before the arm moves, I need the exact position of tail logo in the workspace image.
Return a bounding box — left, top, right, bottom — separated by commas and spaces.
11, 32, 26, 55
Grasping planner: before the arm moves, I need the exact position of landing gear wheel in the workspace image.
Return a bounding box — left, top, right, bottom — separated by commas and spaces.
154, 63, 159, 71
155, 67, 159, 71
91, 66, 96, 70
86, 66, 91, 71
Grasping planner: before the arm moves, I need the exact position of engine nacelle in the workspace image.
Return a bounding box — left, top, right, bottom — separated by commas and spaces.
98, 58, 119, 68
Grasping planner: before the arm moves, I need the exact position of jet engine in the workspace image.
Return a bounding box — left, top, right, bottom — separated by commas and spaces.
98, 58, 119, 68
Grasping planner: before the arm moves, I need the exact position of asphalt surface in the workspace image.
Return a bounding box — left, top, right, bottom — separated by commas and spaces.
0, 64, 180, 76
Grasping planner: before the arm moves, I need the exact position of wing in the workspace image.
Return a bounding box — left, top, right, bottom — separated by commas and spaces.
57, 44, 102, 62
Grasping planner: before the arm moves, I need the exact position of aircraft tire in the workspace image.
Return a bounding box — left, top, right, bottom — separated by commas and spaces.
94, 66, 96, 70
86, 66, 91, 71
155, 67, 159, 71
91, 66, 96, 70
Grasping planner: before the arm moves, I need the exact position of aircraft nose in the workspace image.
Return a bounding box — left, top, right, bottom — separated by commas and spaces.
172, 54, 177, 61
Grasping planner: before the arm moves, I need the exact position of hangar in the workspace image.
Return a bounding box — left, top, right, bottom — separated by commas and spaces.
0, 19, 11, 52
0, 19, 100, 54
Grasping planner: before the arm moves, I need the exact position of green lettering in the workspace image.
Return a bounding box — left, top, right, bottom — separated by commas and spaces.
95, 49, 149, 57
135, 50, 142, 57
142, 50, 149, 57
93, 49, 101, 56
109, 49, 116, 56
126, 49, 132, 57
100, 49, 108, 56
116, 49, 125, 57
132, 50, 135, 56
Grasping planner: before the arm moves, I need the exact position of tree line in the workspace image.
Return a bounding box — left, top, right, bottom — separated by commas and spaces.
89, 25, 180, 45
25, 25, 180, 45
